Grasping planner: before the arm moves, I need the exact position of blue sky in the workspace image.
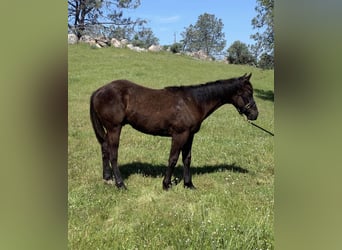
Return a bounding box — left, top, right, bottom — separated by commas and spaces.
124, 0, 258, 48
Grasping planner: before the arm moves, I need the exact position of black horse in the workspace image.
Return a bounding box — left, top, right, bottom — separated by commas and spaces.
90, 73, 258, 190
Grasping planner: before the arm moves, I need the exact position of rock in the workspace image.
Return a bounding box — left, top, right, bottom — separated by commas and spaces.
132, 46, 146, 52
111, 38, 121, 48
148, 45, 162, 52
186, 50, 212, 61
79, 35, 94, 44
192, 50, 209, 60
78, 36, 96, 46
120, 39, 128, 46
97, 41, 108, 47
126, 44, 146, 52
68, 34, 78, 44
89, 40, 96, 47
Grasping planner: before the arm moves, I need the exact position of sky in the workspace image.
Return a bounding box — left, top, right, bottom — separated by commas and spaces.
123, 0, 258, 48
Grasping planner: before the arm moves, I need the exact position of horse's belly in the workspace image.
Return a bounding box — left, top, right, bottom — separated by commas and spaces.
127, 113, 172, 136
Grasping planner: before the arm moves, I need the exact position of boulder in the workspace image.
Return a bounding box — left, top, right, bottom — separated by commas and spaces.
127, 44, 146, 52
120, 39, 128, 46
95, 37, 110, 48
188, 50, 212, 61
111, 38, 121, 48
148, 45, 162, 52
132, 46, 146, 52
79, 35, 94, 44
68, 34, 78, 44
97, 41, 108, 47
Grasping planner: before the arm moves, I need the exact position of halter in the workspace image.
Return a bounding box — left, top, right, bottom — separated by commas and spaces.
237, 99, 255, 115
239, 101, 274, 136
244, 102, 253, 110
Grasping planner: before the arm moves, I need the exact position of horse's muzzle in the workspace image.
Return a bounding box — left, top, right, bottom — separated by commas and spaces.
246, 111, 258, 121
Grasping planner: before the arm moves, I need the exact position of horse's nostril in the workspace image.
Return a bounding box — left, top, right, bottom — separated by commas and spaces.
250, 113, 258, 121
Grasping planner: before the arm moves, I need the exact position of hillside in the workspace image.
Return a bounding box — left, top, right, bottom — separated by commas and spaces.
68, 44, 274, 249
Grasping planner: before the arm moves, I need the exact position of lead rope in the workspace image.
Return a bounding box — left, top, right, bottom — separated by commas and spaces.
246, 119, 274, 136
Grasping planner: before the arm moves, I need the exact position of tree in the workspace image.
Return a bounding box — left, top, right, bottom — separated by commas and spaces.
108, 26, 132, 40
227, 41, 256, 65
258, 52, 274, 69
131, 27, 159, 48
68, 0, 146, 39
250, 0, 274, 66
181, 25, 199, 52
181, 13, 226, 57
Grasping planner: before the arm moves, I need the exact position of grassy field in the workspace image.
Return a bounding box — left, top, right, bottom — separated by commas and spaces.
68, 44, 274, 249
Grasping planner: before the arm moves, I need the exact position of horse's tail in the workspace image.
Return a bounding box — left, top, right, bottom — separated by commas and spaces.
90, 91, 106, 144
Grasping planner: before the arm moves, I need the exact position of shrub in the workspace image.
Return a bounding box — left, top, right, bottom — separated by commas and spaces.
170, 43, 183, 53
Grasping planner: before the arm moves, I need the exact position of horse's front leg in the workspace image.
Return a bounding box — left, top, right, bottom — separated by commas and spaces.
182, 134, 196, 189
163, 132, 189, 190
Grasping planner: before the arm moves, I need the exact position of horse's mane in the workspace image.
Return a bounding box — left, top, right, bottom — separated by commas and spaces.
165, 77, 243, 102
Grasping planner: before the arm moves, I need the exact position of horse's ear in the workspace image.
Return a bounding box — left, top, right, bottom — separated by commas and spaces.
239, 73, 247, 81
245, 73, 252, 81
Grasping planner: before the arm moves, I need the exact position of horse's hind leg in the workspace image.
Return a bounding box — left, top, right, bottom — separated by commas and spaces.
107, 126, 126, 189
102, 141, 113, 184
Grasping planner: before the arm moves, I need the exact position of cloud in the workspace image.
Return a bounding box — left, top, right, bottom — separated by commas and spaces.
157, 15, 181, 24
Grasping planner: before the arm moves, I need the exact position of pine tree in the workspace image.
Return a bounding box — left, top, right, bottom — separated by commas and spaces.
181, 13, 226, 58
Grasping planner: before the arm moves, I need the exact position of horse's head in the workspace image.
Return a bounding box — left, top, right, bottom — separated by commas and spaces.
232, 73, 258, 121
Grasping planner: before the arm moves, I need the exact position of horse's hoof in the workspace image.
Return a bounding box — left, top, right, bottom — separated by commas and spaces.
116, 182, 127, 190
162, 182, 172, 190
184, 183, 196, 189
103, 172, 113, 181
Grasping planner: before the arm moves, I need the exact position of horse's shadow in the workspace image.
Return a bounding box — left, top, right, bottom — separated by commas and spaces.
120, 161, 248, 180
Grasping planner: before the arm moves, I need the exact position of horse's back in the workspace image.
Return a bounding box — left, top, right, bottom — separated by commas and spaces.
92, 79, 145, 105
92, 79, 200, 136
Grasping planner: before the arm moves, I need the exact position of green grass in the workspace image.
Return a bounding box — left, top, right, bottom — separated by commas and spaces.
68, 44, 274, 249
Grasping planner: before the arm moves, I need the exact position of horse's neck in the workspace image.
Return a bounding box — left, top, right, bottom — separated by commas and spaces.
200, 99, 225, 121
190, 83, 235, 121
